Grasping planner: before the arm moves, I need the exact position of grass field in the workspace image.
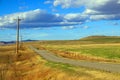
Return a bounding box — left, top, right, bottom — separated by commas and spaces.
0, 44, 120, 80
38, 44, 120, 61
1, 36, 120, 79
29, 36, 120, 63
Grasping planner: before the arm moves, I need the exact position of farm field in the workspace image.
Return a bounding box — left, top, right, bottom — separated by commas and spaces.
0, 42, 120, 80
30, 36, 120, 63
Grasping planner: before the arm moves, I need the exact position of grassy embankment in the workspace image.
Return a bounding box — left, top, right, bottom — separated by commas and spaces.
31, 36, 120, 63
0, 43, 120, 80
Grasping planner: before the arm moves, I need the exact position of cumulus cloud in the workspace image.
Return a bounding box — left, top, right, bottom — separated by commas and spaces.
0, 9, 85, 29
53, 0, 120, 20
1, 0, 120, 29
54, 0, 86, 8
90, 14, 120, 20
64, 13, 88, 22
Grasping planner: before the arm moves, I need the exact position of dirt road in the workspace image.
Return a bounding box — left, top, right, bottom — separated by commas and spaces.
30, 46, 120, 73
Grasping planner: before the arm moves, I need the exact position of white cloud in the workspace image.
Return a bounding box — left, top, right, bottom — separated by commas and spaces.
64, 13, 88, 22
0, 9, 85, 29
118, 0, 120, 4
0, 9, 42, 28
90, 14, 120, 20
54, 0, 86, 8
1, 0, 120, 29
53, 0, 109, 9
83, 9, 100, 15
0, 23, 3, 26
53, 0, 120, 20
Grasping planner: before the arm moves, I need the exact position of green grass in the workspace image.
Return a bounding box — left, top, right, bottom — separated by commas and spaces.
38, 44, 120, 60
1, 43, 120, 80
67, 46, 120, 59
36, 36, 120, 45
30, 35, 120, 62
81, 38, 120, 43
46, 61, 76, 72
45, 61, 93, 77
80, 36, 120, 43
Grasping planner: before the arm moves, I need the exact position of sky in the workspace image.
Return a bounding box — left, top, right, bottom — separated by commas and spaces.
0, 0, 120, 41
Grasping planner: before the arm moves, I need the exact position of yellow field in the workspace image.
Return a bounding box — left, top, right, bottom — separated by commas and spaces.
0, 44, 120, 80
28, 41, 120, 63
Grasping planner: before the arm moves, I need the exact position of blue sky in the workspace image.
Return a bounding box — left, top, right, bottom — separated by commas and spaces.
0, 0, 120, 41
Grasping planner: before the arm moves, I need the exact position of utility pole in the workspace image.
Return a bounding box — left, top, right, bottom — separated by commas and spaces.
20, 35, 23, 48
16, 17, 22, 56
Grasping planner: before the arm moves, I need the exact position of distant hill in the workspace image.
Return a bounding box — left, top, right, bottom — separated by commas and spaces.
80, 35, 120, 43
23, 39, 37, 42
0, 41, 15, 45
0, 42, 4, 45
0, 39, 37, 45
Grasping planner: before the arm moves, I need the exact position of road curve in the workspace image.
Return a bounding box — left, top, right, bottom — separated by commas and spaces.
30, 46, 120, 73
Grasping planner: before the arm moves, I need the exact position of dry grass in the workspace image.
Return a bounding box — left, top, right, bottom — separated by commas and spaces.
0, 44, 120, 80
31, 42, 120, 63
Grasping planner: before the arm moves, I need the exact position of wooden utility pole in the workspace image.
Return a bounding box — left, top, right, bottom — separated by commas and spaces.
16, 17, 21, 55
20, 35, 23, 48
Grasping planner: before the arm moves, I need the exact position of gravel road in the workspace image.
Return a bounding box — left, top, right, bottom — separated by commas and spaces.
30, 46, 120, 73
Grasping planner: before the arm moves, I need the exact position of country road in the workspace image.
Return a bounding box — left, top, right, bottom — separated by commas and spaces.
30, 46, 120, 73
